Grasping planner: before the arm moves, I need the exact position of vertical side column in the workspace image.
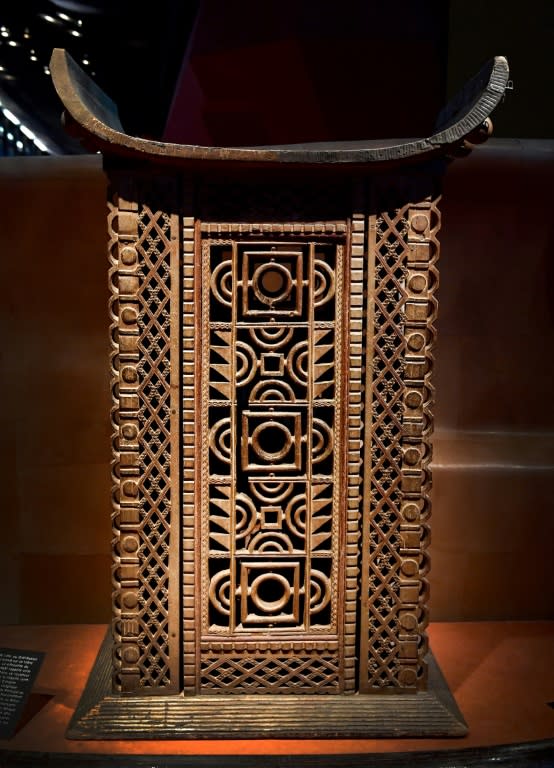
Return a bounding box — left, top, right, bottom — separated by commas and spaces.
398, 200, 441, 689
109, 180, 142, 692
360, 203, 409, 692
344, 211, 365, 691
359, 189, 440, 693
182, 202, 197, 694
109, 172, 181, 693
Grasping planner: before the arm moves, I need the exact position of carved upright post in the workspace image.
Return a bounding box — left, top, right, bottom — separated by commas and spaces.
50, 49, 509, 739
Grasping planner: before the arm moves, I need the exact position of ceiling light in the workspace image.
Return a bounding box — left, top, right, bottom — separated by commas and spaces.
33, 137, 49, 153
23, 28, 30, 39
16, 140, 23, 150
7, 132, 14, 141
41, 14, 58, 24
69, 29, 81, 37
1, 30, 9, 38
82, 57, 90, 65
20, 125, 35, 140
30, 54, 38, 62
2, 108, 20, 125
0, 66, 5, 72
8, 40, 18, 47
58, 13, 71, 21
77, 19, 83, 26
43, 66, 51, 75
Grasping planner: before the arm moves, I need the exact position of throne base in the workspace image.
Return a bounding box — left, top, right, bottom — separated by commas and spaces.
67, 630, 468, 740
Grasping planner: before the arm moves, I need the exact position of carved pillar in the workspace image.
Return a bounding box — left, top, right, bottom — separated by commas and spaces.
50, 49, 509, 738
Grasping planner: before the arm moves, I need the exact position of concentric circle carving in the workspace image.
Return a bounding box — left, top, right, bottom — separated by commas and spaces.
312, 418, 333, 463
313, 259, 335, 306
234, 492, 258, 543
252, 262, 292, 305
309, 569, 331, 614
247, 531, 294, 553
285, 494, 307, 538
209, 569, 231, 616
250, 480, 294, 504
251, 421, 292, 461
235, 341, 257, 387
209, 417, 232, 464
286, 341, 309, 386
210, 259, 233, 306
249, 380, 296, 403
249, 326, 293, 350
250, 572, 291, 613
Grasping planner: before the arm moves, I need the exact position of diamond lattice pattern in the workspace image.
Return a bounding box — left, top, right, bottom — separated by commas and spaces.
136, 207, 172, 687
366, 209, 409, 687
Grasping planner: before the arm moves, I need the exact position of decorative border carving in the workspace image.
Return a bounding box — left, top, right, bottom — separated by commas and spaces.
360, 189, 441, 692
399, 199, 441, 688
182, 204, 196, 693
109, 175, 180, 693
343, 208, 365, 691
200, 222, 347, 236
109, 182, 141, 692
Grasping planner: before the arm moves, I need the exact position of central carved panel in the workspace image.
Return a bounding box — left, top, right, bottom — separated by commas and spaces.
198, 235, 347, 693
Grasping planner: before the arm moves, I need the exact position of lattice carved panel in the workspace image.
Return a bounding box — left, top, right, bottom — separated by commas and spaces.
199, 229, 349, 694
359, 192, 440, 692
109, 175, 180, 693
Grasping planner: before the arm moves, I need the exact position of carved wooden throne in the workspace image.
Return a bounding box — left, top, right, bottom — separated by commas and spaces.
50, 49, 509, 739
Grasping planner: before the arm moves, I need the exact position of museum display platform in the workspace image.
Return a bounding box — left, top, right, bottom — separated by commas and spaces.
0, 622, 553, 766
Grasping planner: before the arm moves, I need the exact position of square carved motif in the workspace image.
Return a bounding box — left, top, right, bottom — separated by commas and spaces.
241, 410, 303, 472
240, 247, 304, 317
239, 560, 301, 626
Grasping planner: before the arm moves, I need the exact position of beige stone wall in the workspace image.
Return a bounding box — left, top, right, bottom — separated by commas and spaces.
1, 144, 552, 624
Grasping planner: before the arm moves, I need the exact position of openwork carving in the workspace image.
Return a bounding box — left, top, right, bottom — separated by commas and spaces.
360, 193, 440, 692
110, 189, 440, 698
199, 229, 347, 693
110, 177, 180, 693
200, 654, 340, 693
